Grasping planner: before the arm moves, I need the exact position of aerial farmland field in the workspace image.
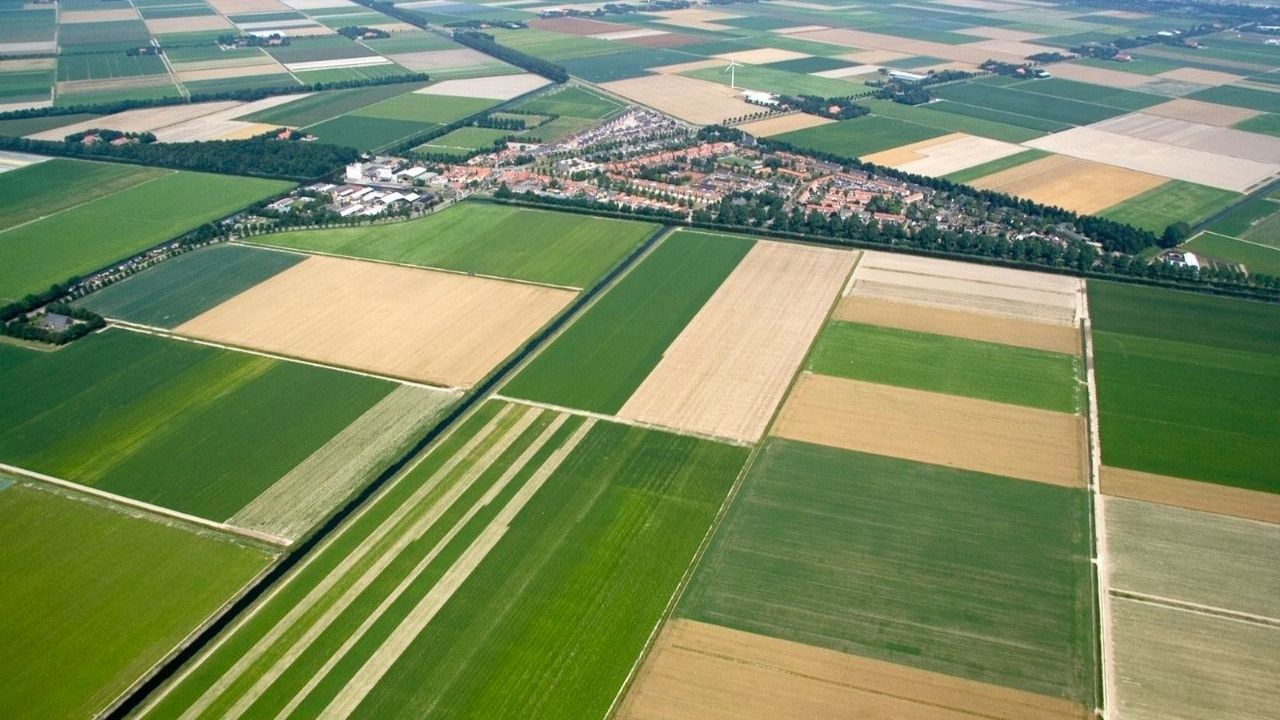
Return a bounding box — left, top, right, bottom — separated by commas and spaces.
0, 170, 290, 302
0, 480, 274, 720
250, 202, 657, 288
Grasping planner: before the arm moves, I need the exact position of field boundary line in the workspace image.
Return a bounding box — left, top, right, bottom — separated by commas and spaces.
1111, 589, 1280, 629
1081, 288, 1115, 718
0, 462, 291, 547
492, 394, 752, 447
603, 247, 864, 719
0, 170, 172, 237
108, 320, 458, 391
230, 238, 584, 292
1196, 229, 1280, 252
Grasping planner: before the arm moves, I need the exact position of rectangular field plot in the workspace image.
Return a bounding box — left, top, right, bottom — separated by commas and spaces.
138, 401, 747, 720
509, 85, 624, 118
177, 255, 575, 387
1110, 599, 1280, 720
678, 439, 1096, 706
808, 321, 1082, 413
1098, 179, 1239, 234
772, 115, 950, 159
0, 157, 163, 231
971, 153, 1168, 215
619, 620, 1087, 720
617, 241, 855, 442
251, 202, 656, 288
80, 244, 303, 328
933, 80, 1132, 125
1088, 281, 1280, 498
0, 481, 273, 720
0, 170, 291, 303
0, 329, 395, 522
775, 373, 1087, 487
502, 230, 752, 414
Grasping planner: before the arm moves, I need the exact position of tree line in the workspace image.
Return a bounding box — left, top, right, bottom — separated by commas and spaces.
451, 31, 570, 83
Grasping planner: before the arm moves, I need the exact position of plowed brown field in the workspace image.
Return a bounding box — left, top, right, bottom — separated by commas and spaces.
1100, 465, 1280, 524
834, 297, 1081, 354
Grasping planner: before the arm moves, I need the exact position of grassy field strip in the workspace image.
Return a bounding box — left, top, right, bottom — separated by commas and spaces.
0, 461, 290, 547
1197, 228, 1280, 251
171, 405, 535, 720
0, 169, 169, 237
112, 322, 456, 391
228, 385, 459, 542
235, 239, 584, 294
313, 417, 594, 719
1081, 288, 1114, 716
492, 394, 754, 447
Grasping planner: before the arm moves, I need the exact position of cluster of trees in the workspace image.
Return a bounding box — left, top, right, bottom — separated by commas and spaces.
1, 303, 105, 346
979, 59, 1045, 77
338, 26, 391, 40
474, 115, 528, 130
66, 128, 156, 144
0, 282, 76, 326
1026, 51, 1073, 63
218, 33, 287, 47
0, 74, 428, 125
443, 19, 527, 29
451, 31, 569, 82
494, 185, 688, 220
782, 95, 869, 120
1070, 23, 1219, 60
0, 134, 359, 181
875, 80, 931, 105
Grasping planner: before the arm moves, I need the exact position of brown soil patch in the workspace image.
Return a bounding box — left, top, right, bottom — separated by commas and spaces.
0, 58, 53, 72
146, 15, 233, 34
602, 74, 758, 125
792, 28, 1025, 64
870, 133, 1024, 177
774, 374, 1087, 487
619, 242, 855, 442
1044, 62, 1149, 88
1093, 112, 1280, 163
154, 94, 305, 140
621, 32, 703, 48
388, 48, 496, 72
26, 101, 243, 140
970, 154, 1168, 214
176, 63, 282, 83
956, 26, 1046, 42
619, 620, 1088, 720
1100, 466, 1280, 524
650, 8, 742, 31
206, 0, 291, 14
968, 39, 1060, 58
171, 54, 279, 73
846, 250, 1085, 327
60, 8, 138, 22
651, 59, 725, 75
1145, 98, 1260, 126
712, 48, 809, 65
57, 75, 173, 95
177, 255, 574, 388
862, 133, 965, 166
415, 73, 548, 100
529, 16, 628, 35
835, 297, 1081, 354
843, 49, 913, 64
736, 112, 833, 137
1155, 67, 1244, 86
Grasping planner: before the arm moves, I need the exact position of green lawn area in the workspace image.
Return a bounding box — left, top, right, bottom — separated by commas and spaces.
563, 48, 699, 83
865, 98, 1047, 144
302, 115, 436, 152
1204, 196, 1280, 238
1188, 84, 1280, 114
253, 202, 656, 288
933, 80, 1130, 125
944, 149, 1050, 184
0, 329, 394, 520
414, 126, 510, 152
773, 115, 948, 159
1007, 77, 1165, 111
1098, 180, 1240, 234
808, 321, 1082, 413
141, 401, 747, 720
238, 81, 428, 127
1089, 281, 1280, 493
684, 63, 868, 97
680, 438, 1096, 705
1233, 112, 1280, 137
0, 170, 291, 302
502, 230, 752, 413
0, 112, 101, 138
351, 92, 496, 124
79, 244, 304, 327
0, 158, 163, 231
0, 480, 273, 720
510, 85, 623, 119
1184, 232, 1280, 276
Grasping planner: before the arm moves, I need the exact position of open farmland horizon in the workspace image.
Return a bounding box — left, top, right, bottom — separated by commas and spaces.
2, 0, 1279, 717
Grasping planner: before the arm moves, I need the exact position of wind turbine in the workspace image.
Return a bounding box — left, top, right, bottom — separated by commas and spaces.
723, 55, 739, 89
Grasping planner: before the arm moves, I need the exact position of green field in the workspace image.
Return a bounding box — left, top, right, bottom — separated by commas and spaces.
1184, 233, 1280, 275
0, 112, 101, 138
56, 53, 167, 82
415, 126, 510, 153
808, 321, 1082, 412
1204, 196, 1280, 238
0, 481, 273, 720
563, 48, 698, 83
302, 115, 431, 151
1008, 77, 1165, 111
1089, 281, 1280, 493
0, 159, 163, 231
352, 92, 496, 124
510, 85, 623, 119
264, 36, 375, 64
865, 98, 1047, 144
773, 115, 948, 159
0, 170, 290, 302
0, 329, 394, 519
930, 97, 1072, 133
1099, 180, 1240, 234
680, 439, 1096, 704
79, 245, 303, 327
502, 230, 752, 413
1233, 112, 1280, 137
1188, 84, 1280, 114
252, 202, 656, 288
934, 80, 1129, 126
238, 82, 428, 127
140, 401, 747, 720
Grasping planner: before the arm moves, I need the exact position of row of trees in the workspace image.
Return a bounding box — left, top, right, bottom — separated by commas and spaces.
451, 31, 570, 83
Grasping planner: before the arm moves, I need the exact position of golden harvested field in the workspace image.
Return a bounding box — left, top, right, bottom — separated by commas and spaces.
175, 63, 282, 84
601, 74, 758, 125
388, 48, 495, 72
1155, 67, 1244, 86
415, 73, 549, 100
956, 26, 1046, 41
864, 133, 1025, 177
619, 242, 855, 442
834, 297, 1081, 354
1024, 127, 1280, 193
1100, 466, 1280, 524
1092, 112, 1280, 163
1044, 63, 1150, 88
1144, 98, 1260, 126
845, 250, 1084, 326
774, 374, 1087, 487
735, 113, 833, 137
0, 58, 53, 72
791, 28, 1024, 64
153, 95, 304, 141
711, 48, 808, 64
618, 620, 1087, 720
650, 8, 741, 31
26, 101, 243, 140
60, 8, 138, 22
177, 255, 574, 388
967, 39, 1060, 57
146, 15, 232, 34
970, 154, 1167, 214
